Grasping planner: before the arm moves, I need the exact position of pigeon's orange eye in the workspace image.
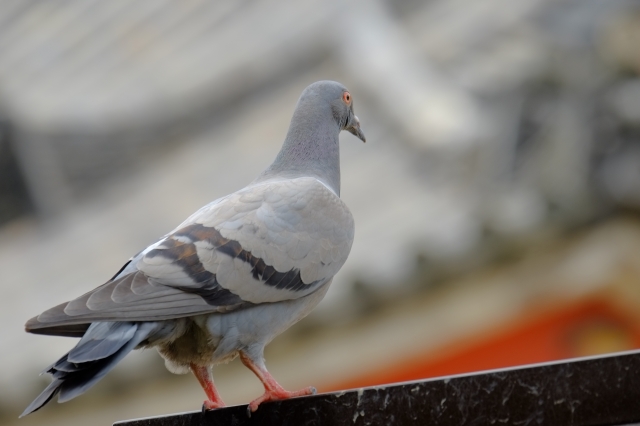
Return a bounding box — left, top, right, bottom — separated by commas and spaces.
342, 91, 351, 105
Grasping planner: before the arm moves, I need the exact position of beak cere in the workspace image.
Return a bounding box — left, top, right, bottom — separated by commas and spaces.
346, 114, 366, 143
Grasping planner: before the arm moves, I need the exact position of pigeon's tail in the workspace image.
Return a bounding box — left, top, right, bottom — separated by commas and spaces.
21, 321, 156, 417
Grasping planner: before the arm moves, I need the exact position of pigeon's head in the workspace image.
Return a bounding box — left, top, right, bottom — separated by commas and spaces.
301, 81, 366, 143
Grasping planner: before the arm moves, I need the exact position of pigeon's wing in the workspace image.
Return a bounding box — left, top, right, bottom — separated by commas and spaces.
26, 177, 354, 334
173, 177, 355, 303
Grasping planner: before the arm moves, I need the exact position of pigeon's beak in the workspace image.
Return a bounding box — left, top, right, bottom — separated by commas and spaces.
346, 114, 366, 143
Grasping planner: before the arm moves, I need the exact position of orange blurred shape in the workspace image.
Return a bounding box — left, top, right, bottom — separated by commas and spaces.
327, 297, 640, 391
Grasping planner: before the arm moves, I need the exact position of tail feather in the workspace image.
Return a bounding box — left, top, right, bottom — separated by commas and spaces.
68, 322, 138, 363
21, 321, 156, 417
20, 379, 64, 417
58, 323, 153, 403
42, 354, 81, 374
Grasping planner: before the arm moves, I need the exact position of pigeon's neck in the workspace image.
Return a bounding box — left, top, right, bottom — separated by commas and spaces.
257, 108, 341, 196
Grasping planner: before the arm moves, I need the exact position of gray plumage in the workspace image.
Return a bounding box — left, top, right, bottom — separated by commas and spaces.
22, 80, 365, 417
22, 322, 156, 416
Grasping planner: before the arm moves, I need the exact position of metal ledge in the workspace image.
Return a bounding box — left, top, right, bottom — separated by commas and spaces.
114, 350, 640, 426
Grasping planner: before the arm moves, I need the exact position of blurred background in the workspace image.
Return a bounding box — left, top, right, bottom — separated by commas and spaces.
2, 0, 640, 424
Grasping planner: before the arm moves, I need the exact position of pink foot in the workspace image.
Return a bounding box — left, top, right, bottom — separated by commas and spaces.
248, 385, 317, 413
239, 351, 317, 417
203, 399, 225, 411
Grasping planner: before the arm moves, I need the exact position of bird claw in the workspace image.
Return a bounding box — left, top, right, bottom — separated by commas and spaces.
202, 399, 225, 413
246, 385, 317, 416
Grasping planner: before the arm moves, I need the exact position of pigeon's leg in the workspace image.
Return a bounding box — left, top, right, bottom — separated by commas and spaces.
239, 350, 316, 414
190, 363, 225, 410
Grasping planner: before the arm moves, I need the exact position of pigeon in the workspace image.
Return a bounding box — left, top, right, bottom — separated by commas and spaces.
21, 80, 365, 417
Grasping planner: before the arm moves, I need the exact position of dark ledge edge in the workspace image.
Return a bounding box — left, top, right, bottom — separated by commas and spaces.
114, 349, 640, 426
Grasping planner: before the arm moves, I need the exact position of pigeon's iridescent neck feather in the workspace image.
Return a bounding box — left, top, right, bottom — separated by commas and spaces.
256, 83, 343, 196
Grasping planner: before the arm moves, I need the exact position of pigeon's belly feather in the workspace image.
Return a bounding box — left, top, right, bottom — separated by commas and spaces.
206, 280, 331, 364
